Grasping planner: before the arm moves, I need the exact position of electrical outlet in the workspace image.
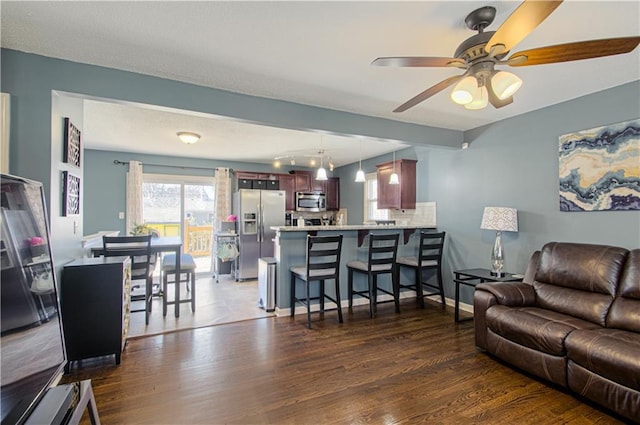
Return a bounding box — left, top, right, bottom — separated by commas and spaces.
118, 212, 125, 219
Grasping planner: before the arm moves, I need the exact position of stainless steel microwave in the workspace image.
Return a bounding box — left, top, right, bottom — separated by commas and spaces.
296, 192, 326, 212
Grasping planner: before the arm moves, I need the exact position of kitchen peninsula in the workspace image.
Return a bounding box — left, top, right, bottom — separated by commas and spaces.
272, 224, 437, 313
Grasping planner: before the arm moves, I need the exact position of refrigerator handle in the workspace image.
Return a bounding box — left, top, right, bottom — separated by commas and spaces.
257, 204, 262, 242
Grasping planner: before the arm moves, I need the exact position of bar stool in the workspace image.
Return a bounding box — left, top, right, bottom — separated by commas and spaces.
161, 253, 197, 317
290, 235, 343, 329
396, 231, 446, 308
347, 233, 400, 318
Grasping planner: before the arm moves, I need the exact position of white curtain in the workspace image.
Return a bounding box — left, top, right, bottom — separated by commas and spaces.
213, 167, 232, 231
125, 160, 143, 235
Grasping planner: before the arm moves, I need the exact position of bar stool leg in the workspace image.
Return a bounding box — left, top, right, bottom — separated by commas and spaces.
416, 267, 425, 308
368, 273, 375, 319
190, 271, 196, 312
162, 272, 168, 316
348, 268, 354, 309
393, 266, 400, 314
306, 280, 311, 329
320, 280, 325, 313
290, 273, 296, 317
334, 277, 343, 323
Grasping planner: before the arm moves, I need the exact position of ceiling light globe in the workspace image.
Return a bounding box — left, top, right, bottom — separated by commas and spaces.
355, 169, 366, 183
451, 76, 477, 105
491, 71, 522, 100
464, 85, 488, 110
310, 159, 316, 167
177, 132, 200, 144
290, 159, 296, 165
274, 160, 281, 168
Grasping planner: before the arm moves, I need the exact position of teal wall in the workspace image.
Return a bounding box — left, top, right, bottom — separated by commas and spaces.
84, 149, 306, 235
2, 47, 639, 309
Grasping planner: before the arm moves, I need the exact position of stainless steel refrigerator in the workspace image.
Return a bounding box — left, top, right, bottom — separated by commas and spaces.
233, 189, 286, 280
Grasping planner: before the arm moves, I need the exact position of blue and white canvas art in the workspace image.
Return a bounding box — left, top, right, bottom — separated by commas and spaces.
559, 119, 640, 212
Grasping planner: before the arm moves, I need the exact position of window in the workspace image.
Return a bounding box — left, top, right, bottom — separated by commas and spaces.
364, 172, 389, 222
142, 174, 215, 273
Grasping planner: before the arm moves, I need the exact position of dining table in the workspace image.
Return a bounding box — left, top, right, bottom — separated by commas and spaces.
90, 236, 183, 317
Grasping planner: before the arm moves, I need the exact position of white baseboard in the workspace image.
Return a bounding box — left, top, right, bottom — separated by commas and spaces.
275, 291, 474, 317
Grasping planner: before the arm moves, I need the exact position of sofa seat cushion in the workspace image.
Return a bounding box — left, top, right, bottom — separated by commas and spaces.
486, 305, 601, 356
565, 328, 640, 391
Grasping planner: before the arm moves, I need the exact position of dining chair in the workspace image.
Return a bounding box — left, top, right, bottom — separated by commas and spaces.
103, 235, 154, 325
290, 234, 343, 329
347, 233, 400, 318
396, 231, 446, 308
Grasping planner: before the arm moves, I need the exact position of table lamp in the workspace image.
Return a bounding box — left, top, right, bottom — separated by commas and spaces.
480, 207, 518, 277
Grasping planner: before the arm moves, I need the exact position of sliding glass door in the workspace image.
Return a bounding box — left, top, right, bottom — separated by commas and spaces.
142, 174, 215, 274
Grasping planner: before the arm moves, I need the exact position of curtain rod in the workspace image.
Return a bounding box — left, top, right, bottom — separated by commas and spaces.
113, 160, 233, 173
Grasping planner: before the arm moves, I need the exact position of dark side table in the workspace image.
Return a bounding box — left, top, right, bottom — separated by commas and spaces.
454, 268, 523, 323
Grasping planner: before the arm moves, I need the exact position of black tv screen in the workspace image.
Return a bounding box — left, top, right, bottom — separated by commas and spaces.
1, 174, 67, 424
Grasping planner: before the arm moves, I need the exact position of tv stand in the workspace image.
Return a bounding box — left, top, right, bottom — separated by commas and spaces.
25, 380, 100, 425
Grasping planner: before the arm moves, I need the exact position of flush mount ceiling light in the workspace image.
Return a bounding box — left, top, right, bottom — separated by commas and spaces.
372, 2, 640, 112
177, 131, 200, 144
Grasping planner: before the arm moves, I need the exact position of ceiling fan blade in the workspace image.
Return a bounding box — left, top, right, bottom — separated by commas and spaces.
393, 75, 465, 113
486, 0, 563, 55
486, 77, 514, 109
372, 57, 465, 68
507, 37, 640, 66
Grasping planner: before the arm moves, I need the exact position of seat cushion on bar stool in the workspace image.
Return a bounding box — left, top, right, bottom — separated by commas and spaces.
396, 257, 438, 268
290, 266, 337, 280
346, 260, 393, 272
161, 253, 197, 272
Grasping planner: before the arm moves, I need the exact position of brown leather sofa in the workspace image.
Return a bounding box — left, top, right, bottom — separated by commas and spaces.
473, 242, 640, 422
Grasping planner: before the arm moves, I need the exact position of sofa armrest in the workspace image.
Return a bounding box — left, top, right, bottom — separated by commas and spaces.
476, 282, 536, 306
473, 282, 535, 350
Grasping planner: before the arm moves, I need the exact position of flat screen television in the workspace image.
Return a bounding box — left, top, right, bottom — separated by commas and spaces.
0, 174, 67, 425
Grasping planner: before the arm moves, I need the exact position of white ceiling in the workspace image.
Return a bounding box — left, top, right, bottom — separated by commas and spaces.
1, 1, 639, 167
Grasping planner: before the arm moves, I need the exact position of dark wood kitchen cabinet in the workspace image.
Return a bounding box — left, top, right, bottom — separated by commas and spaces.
313, 177, 340, 211
279, 174, 296, 211
61, 256, 131, 366
291, 170, 313, 193
376, 159, 417, 210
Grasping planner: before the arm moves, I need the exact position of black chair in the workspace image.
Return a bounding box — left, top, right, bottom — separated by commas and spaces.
290, 235, 343, 329
103, 235, 154, 325
396, 231, 446, 308
347, 233, 400, 318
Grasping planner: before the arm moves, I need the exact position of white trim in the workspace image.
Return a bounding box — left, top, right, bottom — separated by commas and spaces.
1, 93, 10, 174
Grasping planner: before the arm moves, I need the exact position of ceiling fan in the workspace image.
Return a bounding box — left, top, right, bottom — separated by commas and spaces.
372, 0, 640, 112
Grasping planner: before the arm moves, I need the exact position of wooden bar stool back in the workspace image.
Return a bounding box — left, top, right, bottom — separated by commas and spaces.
396, 231, 446, 308
161, 253, 197, 317
347, 233, 400, 318
290, 235, 344, 329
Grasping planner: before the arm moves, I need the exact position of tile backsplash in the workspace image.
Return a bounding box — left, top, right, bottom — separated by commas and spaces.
389, 201, 436, 226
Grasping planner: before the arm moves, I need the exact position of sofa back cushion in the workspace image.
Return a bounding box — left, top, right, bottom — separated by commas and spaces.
533, 242, 629, 326
607, 249, 640, 332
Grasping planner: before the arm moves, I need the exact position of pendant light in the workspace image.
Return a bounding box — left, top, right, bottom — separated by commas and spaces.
355, 137, 365, 182
316, 136, 328, 181
389, 144, 399, 185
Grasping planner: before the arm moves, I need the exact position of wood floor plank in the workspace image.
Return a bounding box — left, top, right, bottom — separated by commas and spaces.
63, 299, 624, 424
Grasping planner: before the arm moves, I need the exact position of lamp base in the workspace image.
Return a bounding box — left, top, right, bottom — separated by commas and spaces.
490, 270, 505, 277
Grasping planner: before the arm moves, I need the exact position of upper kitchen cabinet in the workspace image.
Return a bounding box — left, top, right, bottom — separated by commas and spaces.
278, 174, 296, 211
325, 177, 340, 211
290, 170, 313, 193
376, 159, 417, 210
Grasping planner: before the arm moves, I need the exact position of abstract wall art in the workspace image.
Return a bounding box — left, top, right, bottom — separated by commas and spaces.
63, 117, 81, 168
62, 171, 80, 216
559, 119, 639, 212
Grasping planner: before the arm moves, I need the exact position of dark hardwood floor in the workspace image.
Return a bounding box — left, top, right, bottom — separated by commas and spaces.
63, 299, 622, 424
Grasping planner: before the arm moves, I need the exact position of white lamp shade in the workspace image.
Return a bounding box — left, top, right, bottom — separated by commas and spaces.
464, 85, 488, 110
389, 172, 400, 185
491, 71, 522, 100
316, 167, 328, 181
451, 76, 477, 105
177, 132, 200, 144
481, 207, 518, 232
355, 169, 366, 182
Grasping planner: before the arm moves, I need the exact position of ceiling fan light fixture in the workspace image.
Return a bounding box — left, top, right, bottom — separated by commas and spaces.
177, 131, 200, 144
451, 76, 477, 105
464, 85, 488, 110
491, 71, 522, 100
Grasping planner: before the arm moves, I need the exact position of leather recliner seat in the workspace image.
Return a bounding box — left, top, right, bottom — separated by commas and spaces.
474, 242, 640, 422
